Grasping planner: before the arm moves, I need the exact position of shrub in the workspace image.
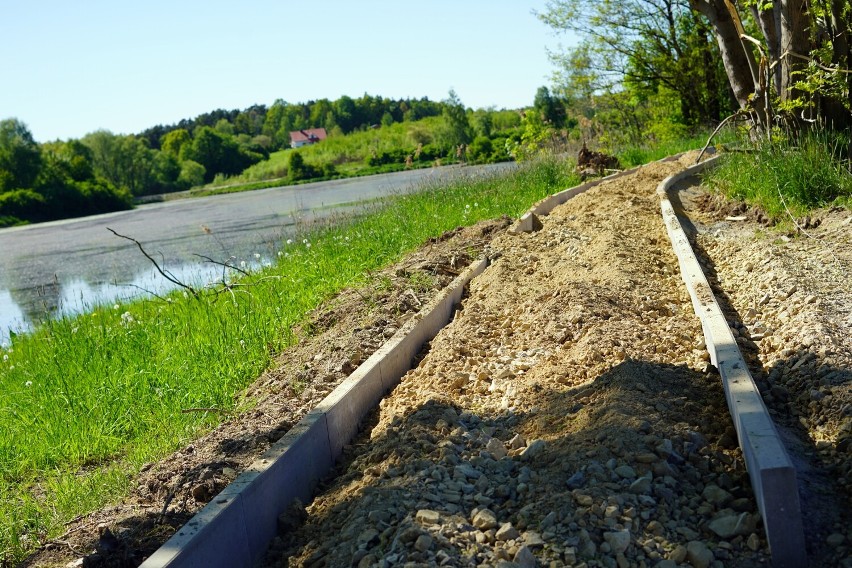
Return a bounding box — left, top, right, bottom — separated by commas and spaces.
0, 189, 46, 220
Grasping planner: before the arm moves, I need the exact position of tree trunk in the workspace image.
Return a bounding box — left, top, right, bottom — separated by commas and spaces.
751, 3, 782, 95
779, 0, 811, 104
689, 0, 766, 127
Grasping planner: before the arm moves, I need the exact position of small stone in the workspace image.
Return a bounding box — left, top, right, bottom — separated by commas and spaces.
566, 471, 585, 489
614, 465, 636, 479
646, 520, 664, 536
472, 508, 499, 530
669, 544, 687, 563
708, 512, 754, 538
747, 533, 761, 551
523, 531, 545, 548
521, 439, 546, 460
702, 484, 733, 507
508, 433, 526, 450
513, 545, 536, 568
628, 476, 652, 494
487, 437, 508, 459
686, 541, 714, 568
414, 533, 433, 552
826, 533, 845, 547
604, 530, 631, 554
497, 522, 520, 541
357, 528, 380, 547
416, 509, 440, 525
221, 467, 237, 479
573, 492, 594, 507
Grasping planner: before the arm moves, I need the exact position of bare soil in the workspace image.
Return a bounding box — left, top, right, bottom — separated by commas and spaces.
22, 153, 851, 567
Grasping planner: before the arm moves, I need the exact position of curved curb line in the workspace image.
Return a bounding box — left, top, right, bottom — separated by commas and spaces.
141, 258, 489, 568
657, 157, 806, 568
509, 154, 684, 234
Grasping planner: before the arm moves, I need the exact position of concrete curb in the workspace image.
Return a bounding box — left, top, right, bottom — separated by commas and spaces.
141, 259, 488, 568
657, 157, 807, 568
509, 154, 683, 234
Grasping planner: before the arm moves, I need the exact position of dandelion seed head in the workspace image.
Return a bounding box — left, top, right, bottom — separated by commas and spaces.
286, 239, 293, 245
254, 253, 261, 259
113, 304, 120, 310
277, 251, 283, 257
2, 354, 7, 362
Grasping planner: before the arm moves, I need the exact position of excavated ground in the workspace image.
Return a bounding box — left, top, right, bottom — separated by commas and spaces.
26, 153, 850, 568
261, 154, 850, 568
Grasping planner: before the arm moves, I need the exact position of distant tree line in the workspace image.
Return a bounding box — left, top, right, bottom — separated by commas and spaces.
0, 93, 525, 226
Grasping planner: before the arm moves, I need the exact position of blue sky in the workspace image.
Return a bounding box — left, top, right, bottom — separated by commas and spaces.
0, 1, 576, 142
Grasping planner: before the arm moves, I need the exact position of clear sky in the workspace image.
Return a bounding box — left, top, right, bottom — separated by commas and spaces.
0, 1, 575, 143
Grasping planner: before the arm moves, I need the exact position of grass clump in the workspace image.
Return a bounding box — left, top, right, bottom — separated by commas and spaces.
704, 131, 852, 220
0, 156, 577, 564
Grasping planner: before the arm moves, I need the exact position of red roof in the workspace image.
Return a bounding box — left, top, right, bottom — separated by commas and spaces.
289, 128, 328, 143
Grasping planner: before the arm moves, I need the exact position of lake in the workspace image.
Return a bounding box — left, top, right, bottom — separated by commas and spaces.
0, 163, 513, 342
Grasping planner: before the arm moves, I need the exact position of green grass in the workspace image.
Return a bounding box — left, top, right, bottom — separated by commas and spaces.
614, 128, 737, 168
704, 131, 852, 221
0, 131, 715, 562
0, 155, 578, 564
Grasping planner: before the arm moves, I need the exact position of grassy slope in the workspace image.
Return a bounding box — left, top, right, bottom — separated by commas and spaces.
0, 156, 576, 563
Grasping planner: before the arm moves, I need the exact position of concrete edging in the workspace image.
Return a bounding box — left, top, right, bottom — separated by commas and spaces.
141, 258, 489, 568
657, 157, 806, 568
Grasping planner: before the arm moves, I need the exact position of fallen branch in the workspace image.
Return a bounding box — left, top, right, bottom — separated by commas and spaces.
107, 228, 199, 298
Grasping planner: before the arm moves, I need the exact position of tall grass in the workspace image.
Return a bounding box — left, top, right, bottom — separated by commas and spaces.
0, 155, 577, 564
704, 131, 852, 220
614, 128, 737, 168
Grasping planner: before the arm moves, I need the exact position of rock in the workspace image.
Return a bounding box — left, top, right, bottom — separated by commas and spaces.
414, 533, 433, 552
604, 530, 631, 554
747, 533, 761, 551
826, 533, 845, 547
573, 491, 594, 507
513, 545, 536, 567
508, 433, 526, 450
707, 512, 754, 538
521, 439, 546, 460
566, 471, 585, 489
497, 522, 520, 541
669, 544, 687, 563
702, 484, 732, 507
686, 541, 714, 568
455, 463, 482, 480
487, 437, 509, 459
357, 528, 380, 547
614, 465, 636, 479
523, 531, 545, 548
472, 508, 499, 530
416, 509, 440, 526
628, 476, 652, 494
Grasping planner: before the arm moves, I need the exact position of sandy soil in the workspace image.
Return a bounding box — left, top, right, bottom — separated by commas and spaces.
23, 153, 850, 568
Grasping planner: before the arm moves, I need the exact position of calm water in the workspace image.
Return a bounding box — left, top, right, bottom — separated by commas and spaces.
0, 164, 512, 342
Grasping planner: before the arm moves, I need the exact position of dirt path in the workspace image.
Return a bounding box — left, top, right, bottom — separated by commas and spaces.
259, 154, 849, 567
26, 153, 850, 568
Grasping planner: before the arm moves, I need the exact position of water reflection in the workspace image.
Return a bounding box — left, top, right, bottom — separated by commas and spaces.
0, 256, 268, 343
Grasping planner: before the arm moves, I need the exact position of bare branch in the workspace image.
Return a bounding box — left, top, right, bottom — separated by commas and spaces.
107, 228, 199, 298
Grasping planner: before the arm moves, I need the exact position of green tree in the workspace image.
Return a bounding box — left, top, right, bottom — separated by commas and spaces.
539, 0, 733, 127
177, 160, 206, 188
0, 118, 42, 192
533, 87, 566, 127
160, 128, 191, 157
441, 89, 472, 147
